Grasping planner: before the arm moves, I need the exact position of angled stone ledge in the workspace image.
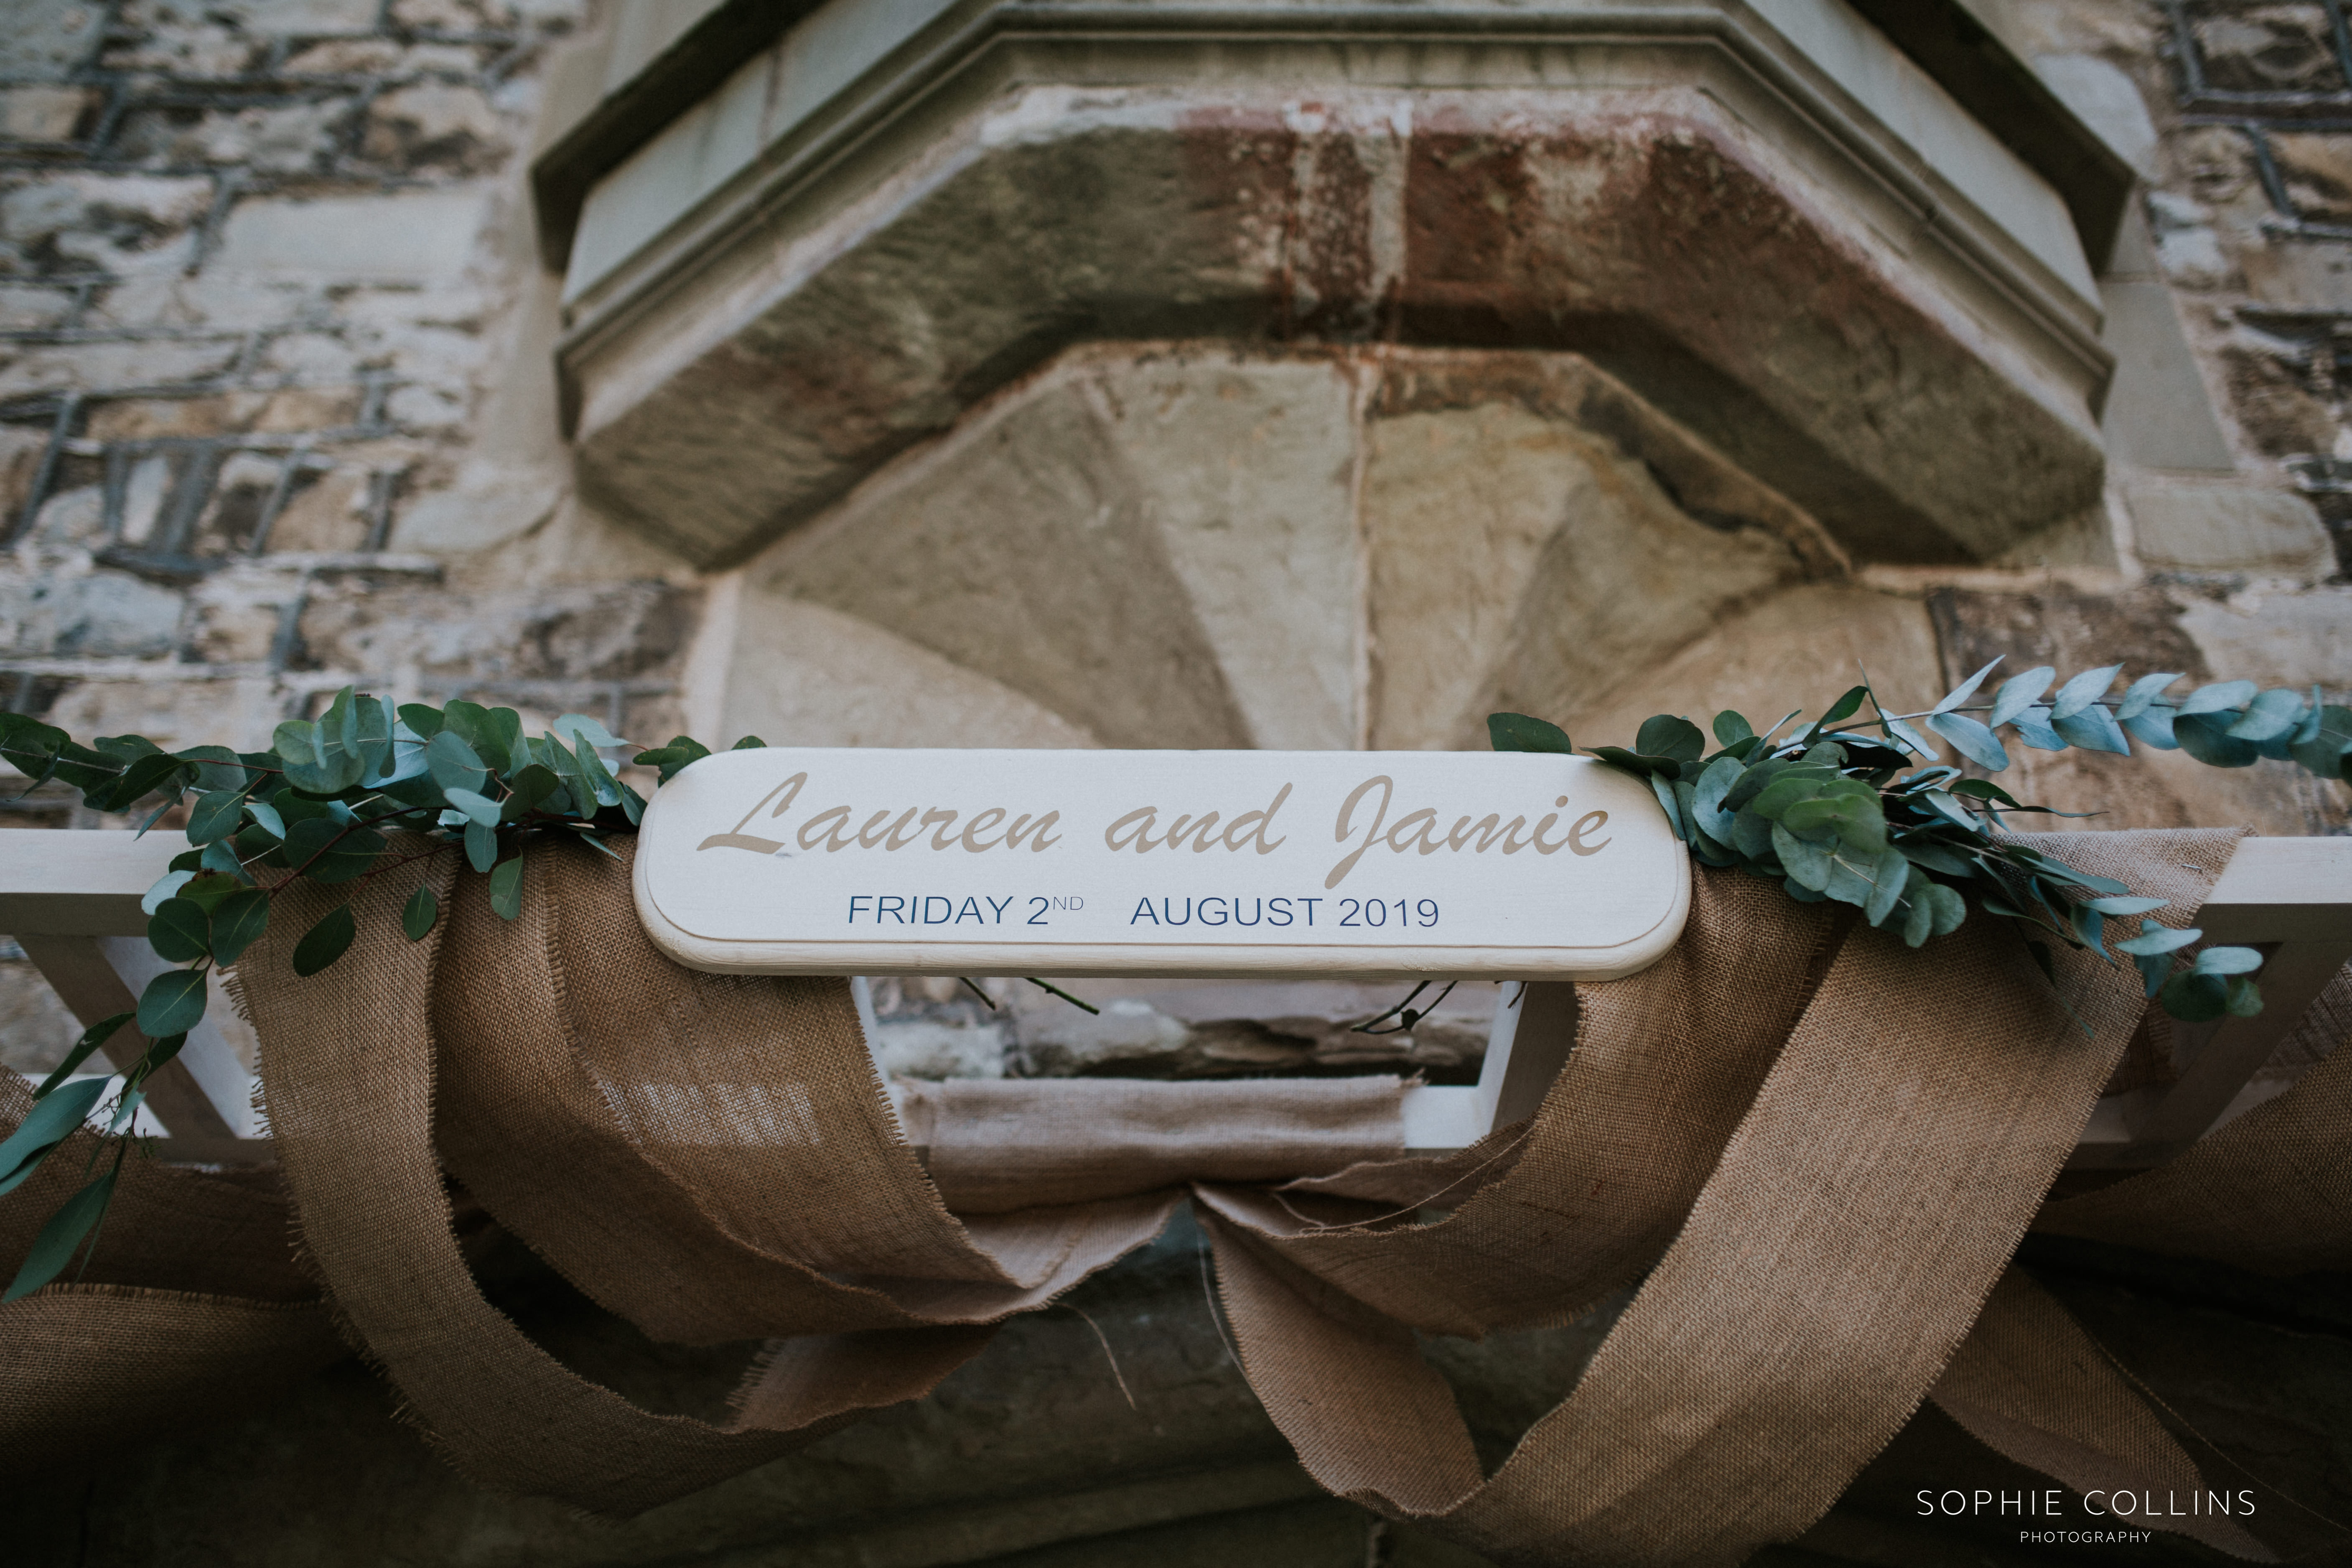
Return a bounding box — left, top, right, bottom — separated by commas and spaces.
567, 86, 2108, 570
556, 6, 2118, 572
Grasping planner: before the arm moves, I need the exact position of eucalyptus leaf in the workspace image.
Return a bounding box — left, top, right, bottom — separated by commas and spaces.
2178, 680, 2256, 717
2226, 975, 2263, 1018
1729, 807, 1776, 860
3, 1164, 119, 1302
1987, 667, 2055, 728
489, 853, 524, 921
2088, 896, 2167, 916
1778, 788, 1888, 853
1820, 686, 1868, 726
1862, 843, 1910, 927
274, 716, 363, 795
2115, 672, 2182, 721
402, 884, 439, 942
2192, 945, 2264, 977
2050, 705, 2131, 756
443, 787, 502, 827
146, 898, 210, 964
186, 789, 247, 846
1691, 755, 1743, 842
2007, 706, 2067, 751
2050, 664, 2123, 721
242, 796, 285, 840
1879, 714, 1939, 760
1896, 838, 1975, 876
2289, 704, 2352, 780
426, 729, 489, 797
140, 869, 194, 916
2226, 687, 2307, 742
2174, 714, 2259, 769
209, 889, 270, 965
552, 713, 626, 749
1711, 710, 1754, 748
0, 1078, 108, 1193
1924, 711, 2009, 771
2114, 922, 2200, 957
569, 732, 624, 807
33, 1015, 130, 1099
136, 967, 208, 1036
465, 818, 497, 872
1772, 824, 1833, 892
1648, 773, 1685, 839
634, 736, 713, 784
2122, 704, 2180, 751
1932, 657, 2002, 715
292, 906, 356, 977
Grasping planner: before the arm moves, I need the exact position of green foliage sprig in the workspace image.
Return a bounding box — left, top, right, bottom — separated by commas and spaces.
1490, 662, 2350, 1034
0, 688, 767, 1301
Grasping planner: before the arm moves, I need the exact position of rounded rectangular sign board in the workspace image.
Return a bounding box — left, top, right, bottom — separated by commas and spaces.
634, 749, 1690, 980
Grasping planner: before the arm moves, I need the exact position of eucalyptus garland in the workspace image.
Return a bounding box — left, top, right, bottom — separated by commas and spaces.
0, 659, 2344, 1303
1492, 659, 2350, 1032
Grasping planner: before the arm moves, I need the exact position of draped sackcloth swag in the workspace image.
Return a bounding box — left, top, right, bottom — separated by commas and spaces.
0, 825, 2338, 1563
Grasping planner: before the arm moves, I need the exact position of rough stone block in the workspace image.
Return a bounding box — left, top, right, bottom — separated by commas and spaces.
2267, 131, 2352, 227
42, 673, 285, 754
115, 99, 354, 173
2126, 484, 2337, 577
0, 0, 107, 79
126, 0, 384, 36
210, 189, 487, 283
718, 596, 1098, 751
2171, 584, 2352, 692
2241, 238, 2352, 312
2098, 279, 2235, 472
361, 83, 508, 175
0, 336, 242, 398
0, 84, 94, 143
0, 284, 73, 329
1557, 583, 1947, 758
1363, 354, 1819, 751
0, 173, 214, 277
0, 567, 185, 658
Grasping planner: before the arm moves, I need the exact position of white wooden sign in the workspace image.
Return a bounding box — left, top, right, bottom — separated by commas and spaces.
633, 750, 1689, 979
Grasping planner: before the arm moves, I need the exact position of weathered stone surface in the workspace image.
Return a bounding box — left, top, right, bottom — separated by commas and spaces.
1362, 357, 1820, 751
2127, 483, 2338, 577
2171, 583, 2352, 692
571, 85, 2104, 569
1559, 584, 1948, 756
2097, 276, 2236, 472
0, 0, 107, 80
209, 190, 488, 283
748, 356, 1255, 752
0, 85, 94, 143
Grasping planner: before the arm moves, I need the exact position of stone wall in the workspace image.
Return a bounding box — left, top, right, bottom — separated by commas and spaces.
1, 1, 2350, 1564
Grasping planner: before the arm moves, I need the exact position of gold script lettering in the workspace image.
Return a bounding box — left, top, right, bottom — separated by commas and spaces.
697, 772, 807, 853
1568, 810, 1611, 856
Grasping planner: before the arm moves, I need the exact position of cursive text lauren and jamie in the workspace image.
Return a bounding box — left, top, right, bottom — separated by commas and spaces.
696, 772, 1611, 888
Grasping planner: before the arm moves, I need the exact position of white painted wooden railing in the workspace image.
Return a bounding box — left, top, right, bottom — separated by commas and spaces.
3, 832, 2347, 1168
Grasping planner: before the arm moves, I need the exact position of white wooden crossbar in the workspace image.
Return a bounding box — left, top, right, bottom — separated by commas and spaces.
3, 832, 2346, 1167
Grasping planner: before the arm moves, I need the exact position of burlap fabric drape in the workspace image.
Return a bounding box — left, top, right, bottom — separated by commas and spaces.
0, 825, 2341, 1564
